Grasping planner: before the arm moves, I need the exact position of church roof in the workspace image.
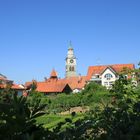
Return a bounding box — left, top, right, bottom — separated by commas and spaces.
50, 69, 57, 78
36, 81, 70, 93
87, 64, 135, 80
25, 75, 87, 93
25, 80, 72, 93
61, 76, 87, 90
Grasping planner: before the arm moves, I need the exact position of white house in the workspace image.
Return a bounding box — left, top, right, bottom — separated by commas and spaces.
87, 64, 135, 89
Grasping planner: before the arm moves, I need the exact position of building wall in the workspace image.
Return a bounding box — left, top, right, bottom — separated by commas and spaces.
101, 68, 117, 88
65, 48, 77, 78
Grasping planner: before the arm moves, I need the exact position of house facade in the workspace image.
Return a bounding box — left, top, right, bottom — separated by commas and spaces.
0, 73, 25, 95
87, 64, 135, 89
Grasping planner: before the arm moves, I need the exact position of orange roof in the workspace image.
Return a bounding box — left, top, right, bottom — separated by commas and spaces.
11, 84, 25, 90
0, 73, 25, 90
25, 82, 32, 88
0, 84, 25, 90
25, 75, 87, 93
61, 76, 87, 90
36, 81, 69, 93
87, 64, 135, 80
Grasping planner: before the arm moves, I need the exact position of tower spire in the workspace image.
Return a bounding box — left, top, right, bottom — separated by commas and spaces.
68, 41, 73, 49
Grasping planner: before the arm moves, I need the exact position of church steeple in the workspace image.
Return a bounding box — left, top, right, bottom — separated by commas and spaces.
68, 41, 73, 49
50, 69, 57, 79
65, 42, 77, 78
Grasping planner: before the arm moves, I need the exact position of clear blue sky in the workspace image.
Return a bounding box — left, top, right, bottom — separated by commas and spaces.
0, 0, 140, 84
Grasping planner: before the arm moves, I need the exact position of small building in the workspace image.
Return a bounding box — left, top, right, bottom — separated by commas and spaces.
87, 64, 135, 89
0, 73, 25, 95
25, 70, 72, 95
62, 76, 87, 93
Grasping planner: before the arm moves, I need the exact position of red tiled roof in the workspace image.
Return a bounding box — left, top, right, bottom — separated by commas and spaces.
25, 82, 32, 87
61, 76, 87, 90
0, 74, 25, 90
25, 75, 87, 93
36, 81, 68, 93
11, 84, 25, 90
87, 64, 135, 80
0, 84, 25, 90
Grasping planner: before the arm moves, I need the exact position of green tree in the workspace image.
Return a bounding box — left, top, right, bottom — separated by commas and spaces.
0, 93, 47, 140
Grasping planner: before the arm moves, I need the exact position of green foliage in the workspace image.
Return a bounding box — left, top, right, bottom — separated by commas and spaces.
27, 91, 48, 107
0, 85, 15, 103
0, 93, 47, 140
82, 82, 107, 94
30, 81, 37, 91
1, 76, 140, 140
81, 82, 109, 107
45, 82, 109, 114
47, 93, 82, 113
55, 77, 140, 140
43, 77, 140, 140
134, 68, 140, 84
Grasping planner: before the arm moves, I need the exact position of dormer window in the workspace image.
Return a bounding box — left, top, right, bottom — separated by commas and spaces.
104, 73, 113, 80
92, 74, 100, 79
95, 74, 100, 78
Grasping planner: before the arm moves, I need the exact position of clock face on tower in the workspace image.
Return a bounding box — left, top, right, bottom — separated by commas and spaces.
70, 59, 74, 63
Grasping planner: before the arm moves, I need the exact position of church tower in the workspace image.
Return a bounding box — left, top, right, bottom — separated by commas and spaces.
65, 42, 77, 78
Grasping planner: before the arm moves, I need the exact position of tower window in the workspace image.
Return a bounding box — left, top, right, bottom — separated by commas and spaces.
69, 66, 75, 71
69, 66, 72, 71
71, 67, 74, 71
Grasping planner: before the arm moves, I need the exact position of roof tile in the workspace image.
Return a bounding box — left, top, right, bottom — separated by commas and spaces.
87, 64, 135, 80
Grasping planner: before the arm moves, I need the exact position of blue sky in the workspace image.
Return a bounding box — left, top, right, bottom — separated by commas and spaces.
0, 0, 140, 84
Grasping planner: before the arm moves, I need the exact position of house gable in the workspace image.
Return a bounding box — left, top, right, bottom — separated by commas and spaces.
101, 68, 117, 88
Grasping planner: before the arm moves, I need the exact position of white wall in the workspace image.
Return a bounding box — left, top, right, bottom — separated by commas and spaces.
101, 68, 117, 88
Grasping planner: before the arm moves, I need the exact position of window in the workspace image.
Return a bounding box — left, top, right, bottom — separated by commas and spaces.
69, 66, 74, 71
71, 66, 74, 71
109, 81, 113, 86
92, 74, 100, 79
104, 73, 113, 80
95, 74, 100, 78
104, 82, 108, 86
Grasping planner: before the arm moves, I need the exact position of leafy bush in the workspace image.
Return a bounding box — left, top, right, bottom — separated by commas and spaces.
54, 77, 140, 140
0, 93, 47, 140
1, 76, 140, 139
47, 93, 83, 113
